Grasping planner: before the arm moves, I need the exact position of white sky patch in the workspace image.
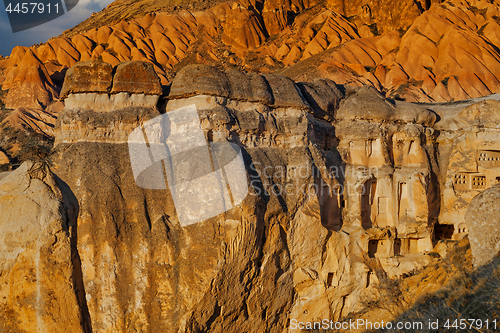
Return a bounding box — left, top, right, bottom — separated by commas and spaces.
0, 0, 115, 57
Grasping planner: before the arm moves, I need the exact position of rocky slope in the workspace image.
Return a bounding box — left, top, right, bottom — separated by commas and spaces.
0, 0, 498, 164
2, 60, 500, 332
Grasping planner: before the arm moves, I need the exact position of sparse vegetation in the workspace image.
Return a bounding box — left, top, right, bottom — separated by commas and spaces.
295, 241, 480, 333
468, 6, 488, 20
379, 246, 500, 332
346, 15, 356, 23
397, 27, 409, 38
0, 118, 54, 173
368, 23, 379, 36
424, 66, 434, 74
310, 21, 326, 34
389, 81, 423, 101
438, 34, 445, 45
389, 46, 400, 54
478, 23, 488, 36
364, 66, 376, 74
343, 65, 363, 78
442, 77, 450, 88
15, 139, 53, 180
0, 108, 12, 123
106, 48, 119, 58
361, 267, 412, 318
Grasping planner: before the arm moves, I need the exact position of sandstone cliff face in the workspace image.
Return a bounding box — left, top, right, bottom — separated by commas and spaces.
51, 61, 347, 332
0, 162, 90, 333
3, 60, 500, 332
465, 184, 500, 268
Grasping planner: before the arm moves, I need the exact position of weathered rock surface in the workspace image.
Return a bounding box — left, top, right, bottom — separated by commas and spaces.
2, 48, 59, 109
169, 64, 273, 103
336, 86, 437, 125
52, 102, 319, 332
297, 78, 344, 121
0, 161, 90, 333
61, 60, 161, 111
326, 0, 435, 34
465, 185, 500, 268
282, 1, 500, 102
5, 58, 500, 333
171, 65, 312, 111
60, 60, 113, 99
36, 62, 457, 333
111, 61, 162, 95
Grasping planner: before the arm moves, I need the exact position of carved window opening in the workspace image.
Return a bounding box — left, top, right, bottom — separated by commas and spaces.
394, 238, 401, 256
366, 271, 374, 288
395, 138, 404, 149
206, 129, 214, 143
362, 179, 377, 229
368, 240, 378, 258
327, 273, 334, 287
478, 150, 500, 168
336, 187, 345, 208
434, 224, 454, 240
454, 174, 467, 185
365, 140, 372, 157
471, 175, 486, 189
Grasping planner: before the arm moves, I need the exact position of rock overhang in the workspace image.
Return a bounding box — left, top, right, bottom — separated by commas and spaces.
168, 64, 312, 111
335, 86, 438, 127
60, 60, 162, 111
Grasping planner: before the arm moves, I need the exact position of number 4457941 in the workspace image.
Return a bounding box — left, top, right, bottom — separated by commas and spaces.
5, 2, 60, 14
443, 319, 497, 330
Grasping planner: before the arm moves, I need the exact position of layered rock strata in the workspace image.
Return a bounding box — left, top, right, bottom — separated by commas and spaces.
3, 61, 500, 332
60, 60, 161, 113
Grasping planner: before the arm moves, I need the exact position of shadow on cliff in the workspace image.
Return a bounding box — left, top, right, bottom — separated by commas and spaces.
54, 174, 93, 333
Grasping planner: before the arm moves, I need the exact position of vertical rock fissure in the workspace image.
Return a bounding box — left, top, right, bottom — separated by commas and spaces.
72, 232, 93, 333
35, 241, 44, 333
